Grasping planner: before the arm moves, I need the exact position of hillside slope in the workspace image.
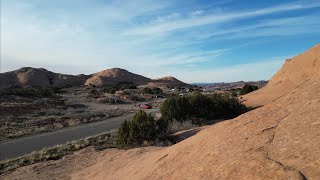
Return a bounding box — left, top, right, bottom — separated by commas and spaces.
148, 76, 189, 88
242, 43, 320, 107
0, 67, 87, 89
85, 68, 152, 86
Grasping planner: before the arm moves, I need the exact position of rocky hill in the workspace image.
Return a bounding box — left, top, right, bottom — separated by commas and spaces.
0, 67, 188, 89
242, 43, 320, 107
0, 67, 87, 89
85, 68, 152, 86
147, 76, 189, 88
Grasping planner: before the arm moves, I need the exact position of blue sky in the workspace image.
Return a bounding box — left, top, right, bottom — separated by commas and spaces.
1, 0, 320, 83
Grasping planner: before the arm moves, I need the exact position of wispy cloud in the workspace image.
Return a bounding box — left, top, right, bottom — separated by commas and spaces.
1, 0, 319, 82
124, 1, 320, 36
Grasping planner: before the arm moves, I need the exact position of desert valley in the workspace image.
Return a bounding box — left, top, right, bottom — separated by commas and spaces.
1, 1, 320, 179
0, 43, 319, 179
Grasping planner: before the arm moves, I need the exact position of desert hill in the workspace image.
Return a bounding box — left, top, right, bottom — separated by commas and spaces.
2, 44, 319, 179
0, 67, 188, 89
85, 68, 151, 86
147, 76, 189, 88
0, 67, 87, 89
242, 43, 320, 107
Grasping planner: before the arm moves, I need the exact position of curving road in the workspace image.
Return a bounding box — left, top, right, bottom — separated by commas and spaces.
0, 108, 159, 161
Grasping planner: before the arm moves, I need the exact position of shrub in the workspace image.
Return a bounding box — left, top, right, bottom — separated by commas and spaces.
117, 81, 137, 90
168, 120, 198, 134
103, 86, 118, 94
2, 86, 58, 98
129, 110, 157, 144
152, 87, 163, 94
102, 82, 137, 94
89, 89, 98, 95
161, 92, 246, 123
116, 120, 131, 145
160, 96, 190, 121
116, 110, 169, 146
142, 87, 163, 94
122, 91, 130, 95
240, 84, 258, 95
143, 87, 153, 94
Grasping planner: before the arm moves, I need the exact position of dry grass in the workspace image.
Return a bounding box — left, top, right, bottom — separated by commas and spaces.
168, 120, 198, 134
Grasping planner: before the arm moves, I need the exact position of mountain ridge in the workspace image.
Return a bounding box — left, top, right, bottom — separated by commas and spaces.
0, 67, 188, 89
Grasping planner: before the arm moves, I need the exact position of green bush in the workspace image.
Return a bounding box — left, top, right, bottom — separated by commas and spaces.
152, 87, 163, 94
2, 86, 62, 98
116, 110, 169, 146
89, 89, 98, 95
240, 84, 258, 95
102, 82, 137, 94
116, 120, 131, 145
117, 81, 137, 90
161, 92, 246, 123
143, 87, 153, 94
103, 86, 118, 94
142, 87, 163, 94
160, 96, 190, 121
122, 91, 130, 95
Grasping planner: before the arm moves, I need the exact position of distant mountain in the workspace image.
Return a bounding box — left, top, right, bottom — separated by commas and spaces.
0, 67, 189, 89
194, 80, 268, 91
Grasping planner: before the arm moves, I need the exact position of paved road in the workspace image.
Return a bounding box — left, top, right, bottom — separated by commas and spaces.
0, 108, 159, 161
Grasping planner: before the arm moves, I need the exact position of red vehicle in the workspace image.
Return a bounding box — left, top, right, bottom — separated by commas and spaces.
139, 103, 152, 109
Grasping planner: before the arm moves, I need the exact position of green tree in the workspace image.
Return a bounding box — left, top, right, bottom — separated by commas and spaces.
116, 120, 131, 145
240, 84, 258, 95
116, 110, 167, 146
160, 96, 190, 121
142, 87, 153, 94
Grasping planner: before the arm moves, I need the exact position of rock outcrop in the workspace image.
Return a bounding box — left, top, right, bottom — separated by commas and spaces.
242, 43, 320, 107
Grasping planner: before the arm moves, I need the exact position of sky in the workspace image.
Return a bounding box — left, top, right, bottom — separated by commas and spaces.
1, 0, 320, 83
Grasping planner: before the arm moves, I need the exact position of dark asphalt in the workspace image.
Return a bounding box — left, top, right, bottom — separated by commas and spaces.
0, 109, 159, 161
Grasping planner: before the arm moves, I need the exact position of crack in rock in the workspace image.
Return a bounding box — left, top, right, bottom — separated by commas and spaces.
263, 114, 308, 180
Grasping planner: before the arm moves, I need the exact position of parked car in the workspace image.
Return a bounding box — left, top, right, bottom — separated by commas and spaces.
139, 103, 152, 109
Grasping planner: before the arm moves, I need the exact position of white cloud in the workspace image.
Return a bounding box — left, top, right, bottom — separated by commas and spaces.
124, 1, 320, 36
1, 0, 319, 82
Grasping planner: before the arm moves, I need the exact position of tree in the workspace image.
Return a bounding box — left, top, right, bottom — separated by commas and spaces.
142, 87, 153, 94
116, 110, 168, 146
160, 96, 190, 122
129, 110, 157, 144
116, 120, 131, 145
160, 92, 246, 122
240, 84, 258, 95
